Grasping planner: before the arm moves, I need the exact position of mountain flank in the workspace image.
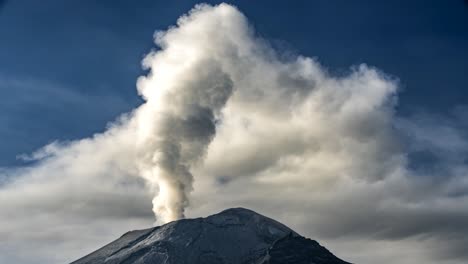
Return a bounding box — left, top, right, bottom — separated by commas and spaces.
72, 208, 351, 264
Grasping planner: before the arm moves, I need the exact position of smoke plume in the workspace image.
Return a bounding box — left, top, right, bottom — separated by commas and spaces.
131, 5, 242, 222
135, 54, 233, 223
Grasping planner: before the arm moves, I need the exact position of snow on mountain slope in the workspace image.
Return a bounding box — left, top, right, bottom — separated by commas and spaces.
71, 208, 350, 264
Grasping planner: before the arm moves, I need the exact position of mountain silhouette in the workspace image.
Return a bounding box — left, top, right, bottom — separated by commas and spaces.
72, 208, 350, 264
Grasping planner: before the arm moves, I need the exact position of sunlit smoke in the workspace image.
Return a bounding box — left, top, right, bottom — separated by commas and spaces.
133, 4, 237, 222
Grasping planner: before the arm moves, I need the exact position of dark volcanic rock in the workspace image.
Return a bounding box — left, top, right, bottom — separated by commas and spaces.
71, 208, 350, 264
255, 233, 349, 264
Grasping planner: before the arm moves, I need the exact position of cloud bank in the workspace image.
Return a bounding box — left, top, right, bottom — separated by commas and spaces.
1, 3, 467, 264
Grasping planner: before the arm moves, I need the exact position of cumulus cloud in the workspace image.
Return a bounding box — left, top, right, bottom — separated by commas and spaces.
0, 3, 467, 264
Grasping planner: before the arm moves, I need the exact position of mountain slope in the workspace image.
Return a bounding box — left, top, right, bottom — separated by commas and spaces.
71, 208, 350, 264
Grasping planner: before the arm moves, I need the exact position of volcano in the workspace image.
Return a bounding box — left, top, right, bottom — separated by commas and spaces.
71, 208, 350, 264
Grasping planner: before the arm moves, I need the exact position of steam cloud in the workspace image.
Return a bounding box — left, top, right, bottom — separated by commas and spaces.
135, 39, 233, 222
1, 3, 468, 264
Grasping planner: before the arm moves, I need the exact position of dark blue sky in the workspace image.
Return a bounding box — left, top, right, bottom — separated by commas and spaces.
0, 0, 467, 167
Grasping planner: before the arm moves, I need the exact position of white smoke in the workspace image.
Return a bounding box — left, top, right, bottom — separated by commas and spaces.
1, 3, 468, 264
130, 4, 246, 222
134, 44, 233, 223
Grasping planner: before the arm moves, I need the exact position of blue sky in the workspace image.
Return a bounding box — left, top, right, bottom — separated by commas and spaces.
1, 0, 467, 167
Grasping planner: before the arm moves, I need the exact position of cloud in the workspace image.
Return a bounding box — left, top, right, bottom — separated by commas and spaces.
0, 3, 467, 264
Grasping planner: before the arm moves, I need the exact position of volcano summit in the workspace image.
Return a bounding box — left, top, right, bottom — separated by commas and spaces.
72, 208, 350, 264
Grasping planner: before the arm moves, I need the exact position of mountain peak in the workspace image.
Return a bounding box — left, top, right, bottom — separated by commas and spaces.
216, 207, 259, 215
72, 208, 350, 264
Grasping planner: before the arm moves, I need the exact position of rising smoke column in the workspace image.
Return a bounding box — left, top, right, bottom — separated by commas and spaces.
133, 4, 243, 223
